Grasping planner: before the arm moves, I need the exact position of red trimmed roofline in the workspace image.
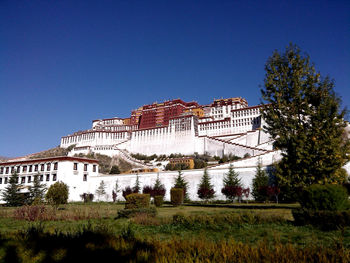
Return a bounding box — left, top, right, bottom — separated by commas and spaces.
0, 156, 99, 166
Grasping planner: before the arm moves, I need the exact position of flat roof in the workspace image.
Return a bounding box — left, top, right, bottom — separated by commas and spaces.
0, 156, 99, 166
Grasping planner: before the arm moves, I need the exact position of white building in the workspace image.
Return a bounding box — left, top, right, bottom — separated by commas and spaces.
0, 156, 99, 202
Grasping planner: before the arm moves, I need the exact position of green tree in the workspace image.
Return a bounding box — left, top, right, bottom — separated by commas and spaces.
109, 165, 121, 174
132, 175, 140, 193
261, 43, 350, 189
46, 181, 69, 207
197, 168, 215, 201
153, 174, 166, 197
28, 174, 47, 204
251, 161, 269, 201
221, 165, 242, 202
223, 165, 241, 188
96, 180, 106, 200
1, 172, 26, 206
174, 171, 189, 201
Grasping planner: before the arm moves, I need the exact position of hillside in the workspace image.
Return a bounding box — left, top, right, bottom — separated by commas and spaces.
24, 146, 139, 174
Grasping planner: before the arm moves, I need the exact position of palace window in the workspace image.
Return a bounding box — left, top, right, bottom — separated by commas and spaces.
35, 165, 38, 172
47, 163, 51, 171
93, 165, 96, 172
21, 177, 25, 184
84, 164, 88, 171
11, 167, 14, 174
52, 174, 57, 181
0, 167, 3, 174
54, 162, 58, 170
74, 163, 78, 170
17, 166, 20, 173
29, 165, 32, 172
46, 174, 50, 181
40, 164, 44, 171
27, 176, 31, 183
5, 177, 8, 184
23, 166, 27, 173
0, 178, 2, 184
83, 174, 87, 181
40, 175, 44, 182
5, 167, 9, 174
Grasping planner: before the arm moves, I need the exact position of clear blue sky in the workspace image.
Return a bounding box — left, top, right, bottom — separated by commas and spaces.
1, 0, 349, 157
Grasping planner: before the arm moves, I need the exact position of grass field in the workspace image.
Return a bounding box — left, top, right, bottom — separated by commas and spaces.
0, 202, 348, 246
0, 202, 349, 262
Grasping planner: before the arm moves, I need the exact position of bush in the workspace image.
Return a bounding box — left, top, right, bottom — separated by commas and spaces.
122, 186, 134, 199
154, 195, 164, 207
13, 205, 55, 221
125, 193, 150, 209
221, 186, 243, 202
80, 193, 94, 203
45, 182, 69, 207
298, 184, 348, 211
292, 208, 350, 230
142, 185, 153, 195
116, 207, 157, 219
170, 188, 183, 206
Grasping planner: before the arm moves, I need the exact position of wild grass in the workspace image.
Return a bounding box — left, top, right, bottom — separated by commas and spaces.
0, 202, 348, 251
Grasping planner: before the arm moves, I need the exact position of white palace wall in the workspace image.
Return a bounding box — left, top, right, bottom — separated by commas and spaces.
84, 165, 258, 202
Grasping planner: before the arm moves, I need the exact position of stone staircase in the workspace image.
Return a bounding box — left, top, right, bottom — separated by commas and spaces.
205, 135, 269, 154
113, 146, 153, 168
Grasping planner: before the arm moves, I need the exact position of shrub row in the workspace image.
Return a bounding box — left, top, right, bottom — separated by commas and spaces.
292, 208, 350, 230
172, 212, 286, 228
116, 207, 157, 219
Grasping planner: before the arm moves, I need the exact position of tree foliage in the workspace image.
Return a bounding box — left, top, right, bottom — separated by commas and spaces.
221, 165, 242, 201
261, 43, 350, 189
223, 165, 241, 188
28, 174, 47, 204
174, 171, 189, 201
197, 168, 215, 201
153, 175, 166, 197
252, 162, 269, 201
1, 172, 26, 206
132, 176, 140, 193
96, 180, 106, 200
46, 181, 69, 207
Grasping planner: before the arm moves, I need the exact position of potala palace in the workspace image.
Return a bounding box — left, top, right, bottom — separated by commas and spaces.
60, 97, 273, 157
1, 97, 349, 202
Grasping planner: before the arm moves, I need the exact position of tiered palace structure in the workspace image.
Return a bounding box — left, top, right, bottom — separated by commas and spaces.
60, 97, 272, 158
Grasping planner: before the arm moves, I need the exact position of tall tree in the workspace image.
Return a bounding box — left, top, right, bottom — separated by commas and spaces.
221, 165, 242, 202
223, 165, 241, 188
1, 172, 26, 206
197, 168, 215, 201
28, 174, 47, 204
261, 43, 350, 189
153, 174, 166, 197
251, 161, 269, 201
132, 175, 140, 193
174, 170, 189, 201
96, 180, 106, 200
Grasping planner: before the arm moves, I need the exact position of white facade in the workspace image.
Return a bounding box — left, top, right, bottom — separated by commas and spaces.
0, 157, 99, 203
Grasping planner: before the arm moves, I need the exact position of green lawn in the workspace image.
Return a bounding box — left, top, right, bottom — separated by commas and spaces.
0, 202, 348, 248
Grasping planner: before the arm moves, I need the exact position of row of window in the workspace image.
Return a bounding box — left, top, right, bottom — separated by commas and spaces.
0, 162, 58, 175
0, 174, 57, 184
73, 163, 97, 172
